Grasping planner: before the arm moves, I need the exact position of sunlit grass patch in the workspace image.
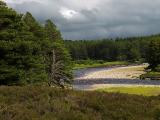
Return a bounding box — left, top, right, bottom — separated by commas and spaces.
98, 87, 160, 96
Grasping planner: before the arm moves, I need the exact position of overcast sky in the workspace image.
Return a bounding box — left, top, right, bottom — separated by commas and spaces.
5, 0, 160, 40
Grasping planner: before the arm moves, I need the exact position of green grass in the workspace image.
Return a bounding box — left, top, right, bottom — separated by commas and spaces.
1, 86, 160, 120
98, 87, 160, 96
74, 60, 129, 69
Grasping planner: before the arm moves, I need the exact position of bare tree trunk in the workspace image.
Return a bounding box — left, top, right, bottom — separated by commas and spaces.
50, 49, 56, 85
48, 49, 66, 88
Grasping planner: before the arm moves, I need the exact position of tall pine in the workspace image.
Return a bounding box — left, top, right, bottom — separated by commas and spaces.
44, 20, 73, 88
0, 1, 47, 85
147, 40, 160, 69
0, 1, 73, 86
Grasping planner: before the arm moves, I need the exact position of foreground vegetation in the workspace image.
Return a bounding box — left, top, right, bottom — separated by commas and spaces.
1, 86, 160, 120
98, 87, 160, 96
73, 60, 129, 69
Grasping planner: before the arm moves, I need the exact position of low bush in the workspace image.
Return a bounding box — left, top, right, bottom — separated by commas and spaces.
155, 65, 160, 72
140, 72, 160, 80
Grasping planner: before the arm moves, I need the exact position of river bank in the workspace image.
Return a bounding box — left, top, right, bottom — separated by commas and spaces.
75, 64, 147, 80
73, 64, 160, 90
73, 60, 130, 70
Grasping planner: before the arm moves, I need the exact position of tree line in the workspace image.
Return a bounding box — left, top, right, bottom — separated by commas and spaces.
65, 36, 160, 64
0, 1, 72, 87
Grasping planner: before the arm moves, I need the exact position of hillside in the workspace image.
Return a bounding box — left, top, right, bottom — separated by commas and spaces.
1, 86, 160, 120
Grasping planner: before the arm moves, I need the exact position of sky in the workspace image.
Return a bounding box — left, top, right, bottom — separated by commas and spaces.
5, 0, 160, 40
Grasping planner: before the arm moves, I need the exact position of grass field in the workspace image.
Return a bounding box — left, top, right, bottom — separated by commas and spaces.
98, 87, 160, 96
1, 86, 160, 120
74, 60, 129, 69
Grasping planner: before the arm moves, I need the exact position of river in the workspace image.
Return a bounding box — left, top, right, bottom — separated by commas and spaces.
73, 64, 160, 90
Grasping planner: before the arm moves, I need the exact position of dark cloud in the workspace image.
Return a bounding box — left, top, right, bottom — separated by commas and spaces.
6, 0, 160, 39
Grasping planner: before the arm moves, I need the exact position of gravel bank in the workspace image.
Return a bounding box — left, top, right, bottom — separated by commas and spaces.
74, 64, 160, 90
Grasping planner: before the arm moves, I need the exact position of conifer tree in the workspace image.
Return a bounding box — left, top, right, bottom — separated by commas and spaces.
44, 20, 73, 87
147, 40, 160, 69
0, 1, 73, 86
0, 1, 47, 85
23, 12, 44, 39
